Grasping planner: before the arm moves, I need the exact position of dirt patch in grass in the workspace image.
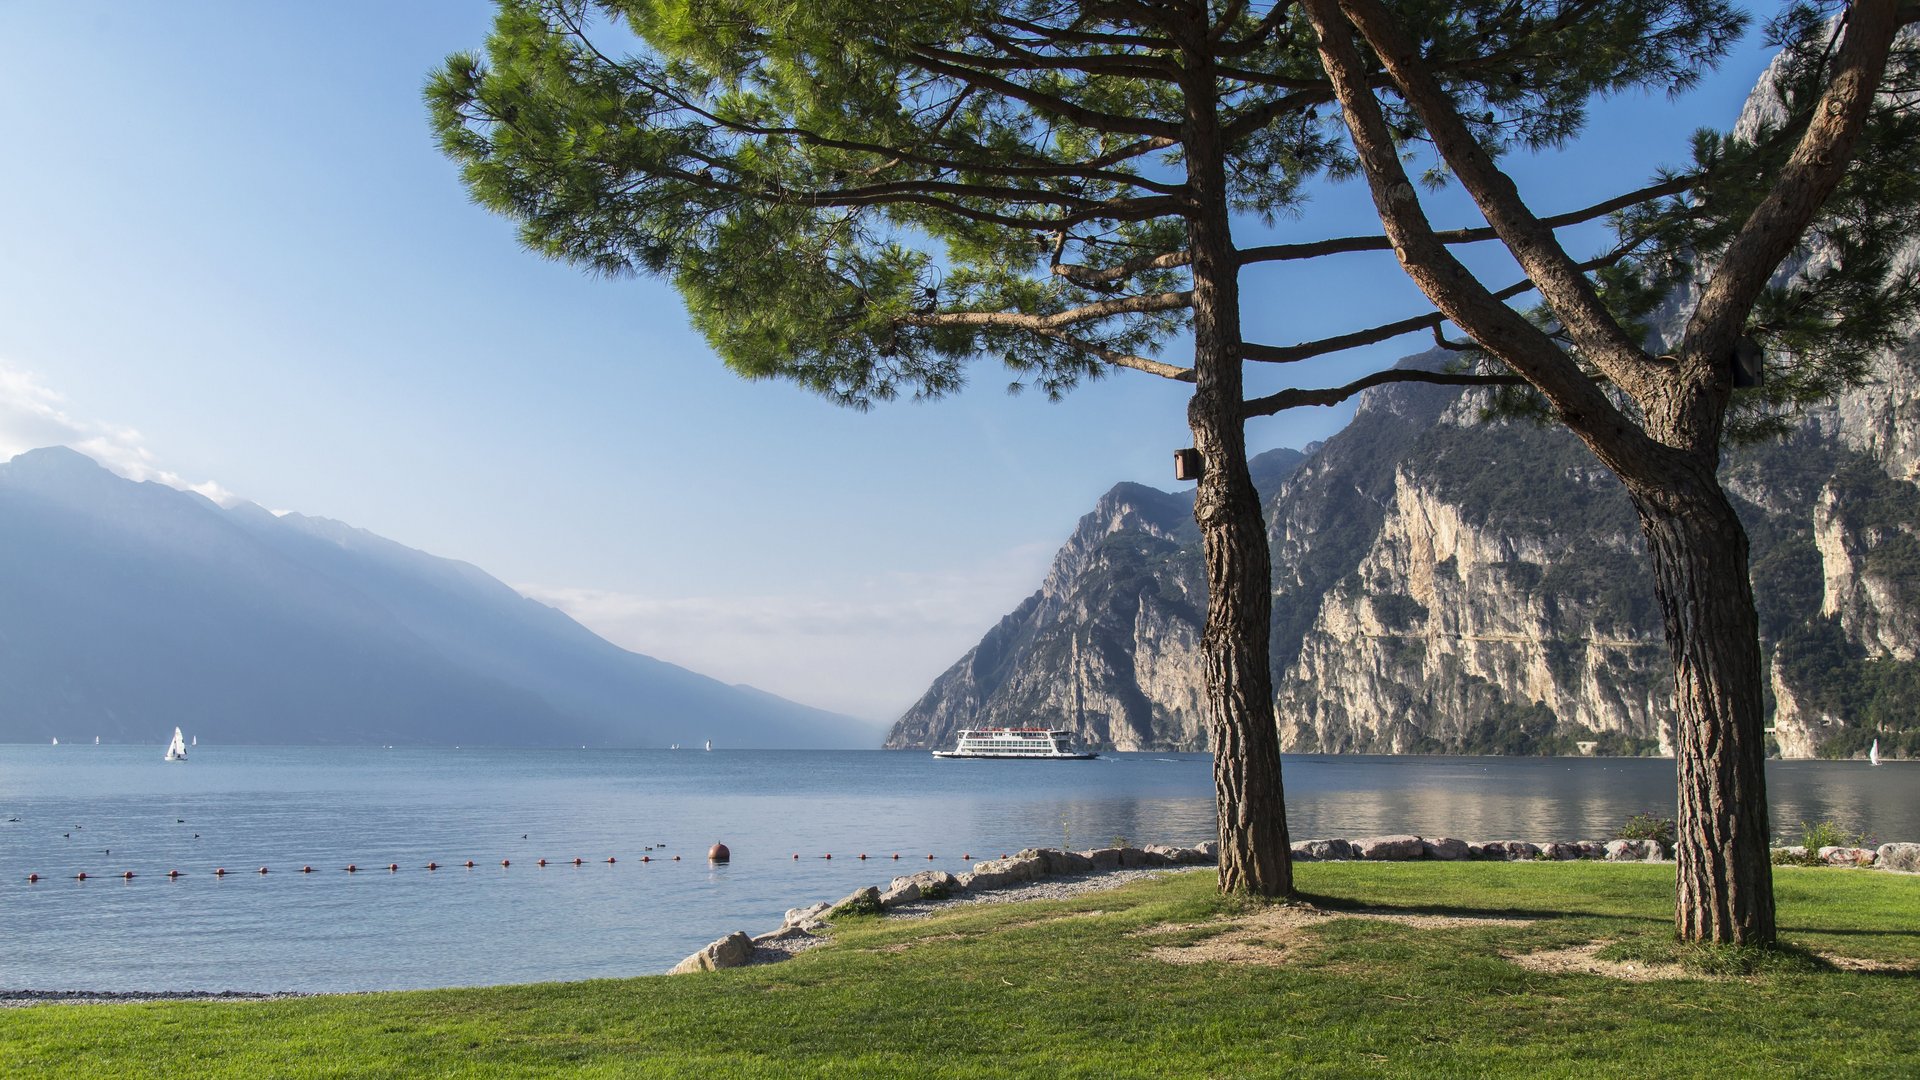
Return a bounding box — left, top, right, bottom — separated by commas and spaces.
1507, 942, 1698, 982
1815, 953, 1920, 974
1143, 903, 1531, 967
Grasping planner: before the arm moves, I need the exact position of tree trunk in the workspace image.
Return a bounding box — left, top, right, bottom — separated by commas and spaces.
1180, 20, 1291, 898
1628, 464, 1775, 945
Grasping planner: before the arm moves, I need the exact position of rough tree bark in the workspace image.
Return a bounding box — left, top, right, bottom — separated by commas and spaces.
1627, 451, 1776, 943
1179, 14, 1292, 897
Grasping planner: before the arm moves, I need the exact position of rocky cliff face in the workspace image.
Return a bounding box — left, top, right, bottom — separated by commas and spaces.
885, 452, 1301, 751
891, 328, 1920, 758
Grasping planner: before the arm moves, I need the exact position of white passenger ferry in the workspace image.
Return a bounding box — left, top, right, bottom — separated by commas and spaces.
932, 727, 1098, 760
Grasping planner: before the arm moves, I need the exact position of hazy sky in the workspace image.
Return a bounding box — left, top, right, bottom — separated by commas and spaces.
0, 5, 1777, 721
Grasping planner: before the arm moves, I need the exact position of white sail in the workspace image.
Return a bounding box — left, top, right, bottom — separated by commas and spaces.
1870, 739, 1881, 766
164, 727, 187, 762
705, 740, 712, 752
50, 737, 57, 746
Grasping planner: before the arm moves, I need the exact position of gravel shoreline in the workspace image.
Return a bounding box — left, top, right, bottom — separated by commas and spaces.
0, 989, 310, 1009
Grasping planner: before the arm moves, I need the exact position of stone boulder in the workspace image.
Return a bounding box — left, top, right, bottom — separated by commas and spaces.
881, 869, 960, 908
1818, 846, 1877, 867
1143, 844, 1191, 865
1538, 842, 1583, 861
1423, 837, 1470, 861
1354, 835, 1425, 860
1117, 847, 1159, 868
961, 854, 1047, 891
1294, 838, 1355, 861
829, 885, 882, 916
1877, 842, 1920, 873
1030, 849, 1094, 875
783, 902, 832, 930
1194, 841, 1219, 860
1478, 840, 1542, 861
670, 931, 755, 974
1604, 839, 1650, 861
1577, 841, 1609, 860
1081, 847, 1123, 871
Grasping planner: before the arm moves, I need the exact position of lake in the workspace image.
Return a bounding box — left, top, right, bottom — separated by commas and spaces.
0, 746, 1912, 993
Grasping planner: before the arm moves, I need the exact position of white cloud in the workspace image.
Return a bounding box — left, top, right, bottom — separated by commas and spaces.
0, 360, 241, 505
519, 543, 1056, 724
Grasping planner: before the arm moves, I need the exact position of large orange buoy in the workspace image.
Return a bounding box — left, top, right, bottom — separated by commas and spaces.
708, 842, 730, 863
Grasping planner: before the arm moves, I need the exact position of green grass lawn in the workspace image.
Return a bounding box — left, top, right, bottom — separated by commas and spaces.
4, 863, 1916, 1078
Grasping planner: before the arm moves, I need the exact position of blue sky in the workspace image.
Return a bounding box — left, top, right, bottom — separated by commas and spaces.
0, 4, 1778, 722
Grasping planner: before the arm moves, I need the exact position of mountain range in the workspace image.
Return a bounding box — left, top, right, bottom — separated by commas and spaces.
0, 446, 871, 748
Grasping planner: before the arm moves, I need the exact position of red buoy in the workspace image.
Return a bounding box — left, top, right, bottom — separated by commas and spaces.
425, 862, 438, 871
168, 870, 182, 879
606, 856, 616, 864
344, 865, 356, 873
927, 854, 935, 860
301, 866, 314, 874
823, 853, 832, 860
859, 853, 868, 860
963, 853, 972, 860
257, 867, 269, 875
892, 854, 900, 860
76, 872, 88, 880
214, 868, 227, 876
708, 843, 731, 863
571, 857, 582, 866
537, 858, 547, 867
464, 860, 475, 868
27, 873, 40, 882
123, 871, 136, 879
387, 864, 399, 872
672, 855, 681, 861
792, 853, 799, 860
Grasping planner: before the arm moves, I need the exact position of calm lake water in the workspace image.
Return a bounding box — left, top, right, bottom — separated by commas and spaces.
0, 746, 1912, 993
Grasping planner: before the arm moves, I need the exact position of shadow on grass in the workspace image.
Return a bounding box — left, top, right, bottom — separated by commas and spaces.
1282, 890, 1667, 927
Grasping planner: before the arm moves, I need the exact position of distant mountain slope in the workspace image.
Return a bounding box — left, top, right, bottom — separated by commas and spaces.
885, 449, 1304, 750
0, 448, 868, 747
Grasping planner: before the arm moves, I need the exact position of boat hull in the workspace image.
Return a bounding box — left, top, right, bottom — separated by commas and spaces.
931, 750, 1099, 760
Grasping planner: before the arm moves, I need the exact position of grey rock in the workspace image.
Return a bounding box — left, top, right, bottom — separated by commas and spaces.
1423, 837, 1470, 861
829, 885, 881, 916
1577, 841, 1609, 860
962, 854, 1047, 891
1296, 838, 1355, 861
1477, 840, 1541, 861
1539, 842, 1583, 861
1142, 844, 1188, 865
1037, 849, 1095, 874
783, 902, 832, 929
1605, 839, 1650, 861
1876, 843, 1920, 872
751, 925, 817, 945
669, 931, 755, 974
1355, 835, 1425, 860
878, 881, 920, 908
1194, 841, 1218, 859
1118, 846, 1160, 868
1082, 847, 1123, 871
1819, 845, 1875, 867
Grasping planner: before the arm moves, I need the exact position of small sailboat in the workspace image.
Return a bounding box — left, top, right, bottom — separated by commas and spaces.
191, 735, 197, 747
50, 737, 57, 746
94, 736, 100, 746
164, 727, 188, 762
705, 740, 712, 752
1870, 739, 1881, 766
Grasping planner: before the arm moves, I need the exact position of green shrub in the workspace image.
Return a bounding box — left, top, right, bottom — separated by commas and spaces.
1616, 813, 1675, 845
1797, 820, 1872, 851
1771, 847, 1824, 867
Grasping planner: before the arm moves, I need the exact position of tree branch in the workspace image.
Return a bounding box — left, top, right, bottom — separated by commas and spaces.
905, 46, 1183, 139
1032, 328, 1196, 382
1237, 176, 1694, 265
1297, 0, 1665, 478
1336, 0, 1663, 398
1241, 369, 1523, 418
1682, 4, 1904, 392
899, 290, 1194, 331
